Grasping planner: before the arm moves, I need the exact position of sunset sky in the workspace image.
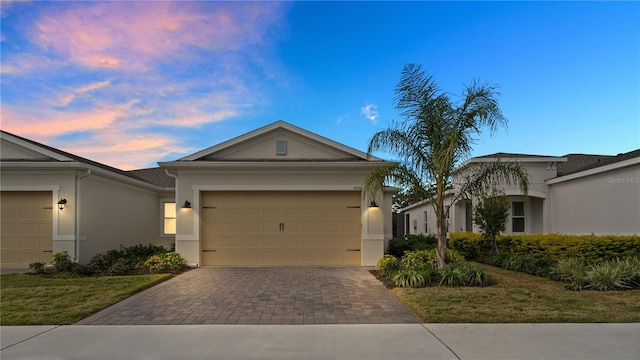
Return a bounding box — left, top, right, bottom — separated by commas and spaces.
1, 1, 638, 170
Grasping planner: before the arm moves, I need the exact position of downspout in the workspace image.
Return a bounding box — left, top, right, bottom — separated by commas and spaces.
75, 169, 91, 262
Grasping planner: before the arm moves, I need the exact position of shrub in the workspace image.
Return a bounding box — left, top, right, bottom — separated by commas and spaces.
450, 232, 640, 264
388, 234, 437, 257
393, 269, 428, 288
550, 258, 587, 291
143, 252, 186, 273
376, 255, 400, 278
439, 262, 494, 287
51, 252, 76, 273
401, 250, 433, 270
108, 258, 131, 275
29, 262, 47, 274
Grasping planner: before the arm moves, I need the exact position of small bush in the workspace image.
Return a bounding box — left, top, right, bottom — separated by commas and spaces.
143, 252, 186, 274
29, 262, 47, 274
439, 262, 494, 287
388, 234, 437, 257
393, 269, 428, 288
376, 255, 400, 278
108, 258, 131, 275
51, 252, 76, 273
401, 250, 433, 270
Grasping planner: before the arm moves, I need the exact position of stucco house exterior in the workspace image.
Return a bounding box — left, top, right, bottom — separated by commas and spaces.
1, 121, 394, 267
398, 150, 640, 238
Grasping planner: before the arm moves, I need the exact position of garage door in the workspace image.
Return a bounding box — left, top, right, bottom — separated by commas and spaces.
201, 191, 361, 265
0, 191, 53, 266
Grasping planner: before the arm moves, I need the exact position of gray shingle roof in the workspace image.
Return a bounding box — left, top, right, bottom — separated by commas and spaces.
557, 149, 640, 176
127, 168, 175, 187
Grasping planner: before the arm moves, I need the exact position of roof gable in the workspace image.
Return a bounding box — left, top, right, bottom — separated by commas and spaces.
1, 131, 74, 162
180, 120, 381, 162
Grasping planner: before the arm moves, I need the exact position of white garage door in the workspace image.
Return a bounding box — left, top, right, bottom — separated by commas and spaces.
1, 191, 53, 266
201, 191, 361, 265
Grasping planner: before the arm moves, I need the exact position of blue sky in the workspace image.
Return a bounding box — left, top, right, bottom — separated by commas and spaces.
1, 1, 638, 170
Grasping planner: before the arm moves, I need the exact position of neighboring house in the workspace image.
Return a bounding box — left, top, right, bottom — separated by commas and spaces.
0, 121, 394, 267
0, 131, 175, 266
399, 150, 640, 237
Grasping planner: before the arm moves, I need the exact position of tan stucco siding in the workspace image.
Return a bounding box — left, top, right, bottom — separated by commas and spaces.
79, 176, 167, 263
203, 130, 357, 160
548, 165, 640, 235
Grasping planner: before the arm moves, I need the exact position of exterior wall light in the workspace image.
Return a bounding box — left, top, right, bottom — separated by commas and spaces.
181, 200, 192, 209
57, 199, 67, 210
369, 201, 378, 208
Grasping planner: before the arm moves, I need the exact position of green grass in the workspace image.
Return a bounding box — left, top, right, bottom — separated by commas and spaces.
391, 263, 640, 323
0, 273, 171, 325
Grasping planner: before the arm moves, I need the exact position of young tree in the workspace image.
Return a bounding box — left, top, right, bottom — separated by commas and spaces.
473, 190, 510, 253
364, 64, 529, 269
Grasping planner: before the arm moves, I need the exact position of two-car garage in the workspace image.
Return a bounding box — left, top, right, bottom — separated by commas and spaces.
200, 191, 362, 266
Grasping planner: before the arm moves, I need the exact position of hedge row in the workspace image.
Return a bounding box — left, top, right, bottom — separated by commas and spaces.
450, 232, 640, 264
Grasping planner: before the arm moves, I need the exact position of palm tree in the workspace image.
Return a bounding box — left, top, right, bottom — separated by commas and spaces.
364, 64, 529, 269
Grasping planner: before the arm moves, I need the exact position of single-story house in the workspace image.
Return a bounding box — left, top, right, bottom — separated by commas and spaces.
398, 150, 640, 237
1, 121, 394, 267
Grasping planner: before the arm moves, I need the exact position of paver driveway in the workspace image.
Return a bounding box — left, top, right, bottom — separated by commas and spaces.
76, 267, 420, 325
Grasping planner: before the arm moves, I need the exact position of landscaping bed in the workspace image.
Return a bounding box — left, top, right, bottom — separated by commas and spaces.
389, 263, 640, 323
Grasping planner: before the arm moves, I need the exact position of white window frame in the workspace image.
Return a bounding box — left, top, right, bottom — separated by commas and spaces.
162, 201, 177, 236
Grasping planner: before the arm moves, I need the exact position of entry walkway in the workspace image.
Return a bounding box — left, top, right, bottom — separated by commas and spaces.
2, 324, 639, 359
77, 267, 420, 325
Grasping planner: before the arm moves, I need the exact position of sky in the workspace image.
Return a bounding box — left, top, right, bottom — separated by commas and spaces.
1, 1, 639, 170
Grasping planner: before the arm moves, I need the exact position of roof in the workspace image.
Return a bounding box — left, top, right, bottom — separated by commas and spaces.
127, 167, 176, 187
178, 120, 383, 162
557, 150, 640, 176
0, 130, 166, 190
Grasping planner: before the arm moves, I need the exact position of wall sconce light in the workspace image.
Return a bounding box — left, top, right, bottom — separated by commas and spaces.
369, 200, 378, 208
57, 199, 67, 211
181, 200, 192, 209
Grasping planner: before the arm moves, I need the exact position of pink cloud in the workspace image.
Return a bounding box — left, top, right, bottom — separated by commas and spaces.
33, 2, 287, 71
60, 80, 111, 106
1, 102, 129, 139
60, 132, 190, 170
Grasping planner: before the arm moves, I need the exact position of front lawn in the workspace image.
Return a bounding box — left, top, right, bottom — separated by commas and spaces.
391, 264, 640, 323
0, 273, 171, 325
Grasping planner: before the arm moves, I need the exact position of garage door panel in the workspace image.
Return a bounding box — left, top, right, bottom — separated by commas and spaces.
1, 191, 53, 266
201, 191, 361, 266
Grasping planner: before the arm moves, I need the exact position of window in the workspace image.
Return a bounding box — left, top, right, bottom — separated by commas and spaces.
164, 202, 176, 235
512, 201, 525, 233
405, 213, 410, 235
423, 211, 428, 233
276, 140, 287, 155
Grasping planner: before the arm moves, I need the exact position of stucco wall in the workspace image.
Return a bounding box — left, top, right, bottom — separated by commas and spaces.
547, 164, 640, 235
79, 175, 167, 263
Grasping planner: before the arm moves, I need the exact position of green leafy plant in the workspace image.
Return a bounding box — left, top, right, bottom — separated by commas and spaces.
585, 261, 629, 291
393, 269, 428, 288
473, 191, 510, 253
401, 250, 433, 270
143, 252, 186, 274
388, 234, 437, 257
29, 262, 47, 274
376, 255, 400, 278
51, 252, 76, 273
439, 261, 494, 287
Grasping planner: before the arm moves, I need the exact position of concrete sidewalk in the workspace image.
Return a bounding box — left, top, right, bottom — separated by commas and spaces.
2, 324, 639, 359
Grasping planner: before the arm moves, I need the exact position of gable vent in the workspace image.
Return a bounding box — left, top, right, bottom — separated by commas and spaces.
276, 140, 287, 155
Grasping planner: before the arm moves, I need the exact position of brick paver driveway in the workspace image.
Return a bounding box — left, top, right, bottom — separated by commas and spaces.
77, 267, 420, 325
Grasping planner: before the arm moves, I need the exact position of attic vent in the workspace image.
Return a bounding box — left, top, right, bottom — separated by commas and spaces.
276, 140, 287, 155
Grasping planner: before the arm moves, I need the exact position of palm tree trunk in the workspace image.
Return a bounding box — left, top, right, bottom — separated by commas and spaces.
435, 180, 447, 270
